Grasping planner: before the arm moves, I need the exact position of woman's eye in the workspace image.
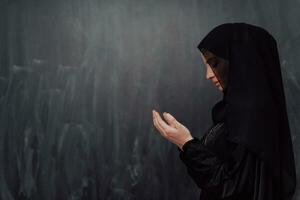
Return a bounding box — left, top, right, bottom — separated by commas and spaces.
208, 59, 219, 68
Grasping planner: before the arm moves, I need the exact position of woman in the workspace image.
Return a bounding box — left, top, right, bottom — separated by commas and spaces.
152, 23, 297, 200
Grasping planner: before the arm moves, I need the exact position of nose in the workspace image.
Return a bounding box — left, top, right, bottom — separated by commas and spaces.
206, 65, 215, 80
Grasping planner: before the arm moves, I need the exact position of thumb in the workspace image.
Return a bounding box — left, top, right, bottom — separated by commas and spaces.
163, 112, 180, 128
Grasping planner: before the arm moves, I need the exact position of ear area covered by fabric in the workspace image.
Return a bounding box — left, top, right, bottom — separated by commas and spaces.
227, 24, 296, 198
224, 24, 281, 165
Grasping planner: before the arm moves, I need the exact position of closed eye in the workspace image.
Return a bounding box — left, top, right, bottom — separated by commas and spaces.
207, 58, 219, 67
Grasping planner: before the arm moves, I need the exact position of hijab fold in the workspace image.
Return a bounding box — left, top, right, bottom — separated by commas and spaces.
197, 23, 297, 199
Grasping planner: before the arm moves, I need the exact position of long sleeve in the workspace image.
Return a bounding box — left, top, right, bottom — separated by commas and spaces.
177, 136, 275, 200
177, 137, 243, 190
177, 134, 256, 200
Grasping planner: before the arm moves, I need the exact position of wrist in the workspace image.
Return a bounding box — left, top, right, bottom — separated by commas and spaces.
179, 136, 194, 151
184, 135, 194, 143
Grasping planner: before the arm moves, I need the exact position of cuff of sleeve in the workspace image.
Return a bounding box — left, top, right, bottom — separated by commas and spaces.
176, 137, 199, 152
182, 137, 200, 152
177, 146, 183, 152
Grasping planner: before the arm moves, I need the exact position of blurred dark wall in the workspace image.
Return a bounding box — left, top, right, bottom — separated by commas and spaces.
0, 0, 299, 199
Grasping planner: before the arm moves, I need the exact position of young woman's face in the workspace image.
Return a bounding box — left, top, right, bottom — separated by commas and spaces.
200, 53, 223, 92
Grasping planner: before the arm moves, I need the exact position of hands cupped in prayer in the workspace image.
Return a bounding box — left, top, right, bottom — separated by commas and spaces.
152, 110, 194, 151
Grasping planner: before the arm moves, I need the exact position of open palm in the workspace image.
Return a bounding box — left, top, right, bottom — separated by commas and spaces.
152, 110, 194, 151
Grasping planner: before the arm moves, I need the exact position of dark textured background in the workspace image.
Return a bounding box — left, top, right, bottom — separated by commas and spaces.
0, 0, 299, 199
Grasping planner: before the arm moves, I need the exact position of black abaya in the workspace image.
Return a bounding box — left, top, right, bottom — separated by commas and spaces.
177, 23, 296, 200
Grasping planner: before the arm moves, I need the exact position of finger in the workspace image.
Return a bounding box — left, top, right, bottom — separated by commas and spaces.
163, 112, 179, 128
152, 111, 157, 128
153, 111, 166, 136
155, 111, 172, 131
154, 112, 167, 137
152, 111, 160, 130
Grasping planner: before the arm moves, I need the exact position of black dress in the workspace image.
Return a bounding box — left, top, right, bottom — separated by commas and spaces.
187, 23, 297, 199
177, 100, 276, 200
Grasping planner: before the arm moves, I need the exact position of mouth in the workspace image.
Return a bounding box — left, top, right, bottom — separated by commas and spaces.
211, 79, 220, 86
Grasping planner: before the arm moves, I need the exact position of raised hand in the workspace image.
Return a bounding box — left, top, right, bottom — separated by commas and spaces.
152, 110, 194, 151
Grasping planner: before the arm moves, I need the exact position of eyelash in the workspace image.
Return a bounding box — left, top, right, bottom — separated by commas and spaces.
207, 59, 218, 67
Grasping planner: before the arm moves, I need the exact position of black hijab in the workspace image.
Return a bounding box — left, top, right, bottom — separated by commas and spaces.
198, 23, 297, 199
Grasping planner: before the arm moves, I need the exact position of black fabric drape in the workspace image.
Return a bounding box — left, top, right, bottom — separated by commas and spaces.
178, 100, 276, 200
178, 23, 296, 200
